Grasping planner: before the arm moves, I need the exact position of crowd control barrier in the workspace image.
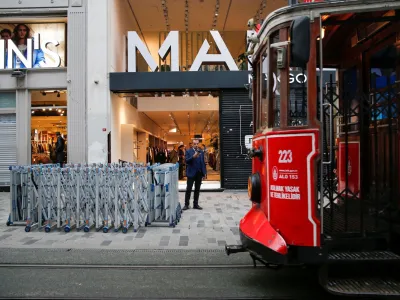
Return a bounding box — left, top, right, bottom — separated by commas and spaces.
6, 162, 181, 233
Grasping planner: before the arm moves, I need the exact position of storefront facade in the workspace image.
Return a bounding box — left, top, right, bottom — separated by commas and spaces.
0, 0, 87, 189
2, 0, 304, 190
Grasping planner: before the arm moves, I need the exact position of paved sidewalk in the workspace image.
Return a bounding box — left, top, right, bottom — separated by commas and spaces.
0, 190, 250, 250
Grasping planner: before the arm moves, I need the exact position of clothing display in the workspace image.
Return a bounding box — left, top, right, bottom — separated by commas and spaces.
145, 136, 168, 164
31, 129, 67, 165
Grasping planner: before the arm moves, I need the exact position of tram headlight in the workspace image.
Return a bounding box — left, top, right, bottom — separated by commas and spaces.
248, 173, 261, 203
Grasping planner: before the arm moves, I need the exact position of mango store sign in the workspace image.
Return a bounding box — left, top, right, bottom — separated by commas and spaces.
128, 31, 239, 72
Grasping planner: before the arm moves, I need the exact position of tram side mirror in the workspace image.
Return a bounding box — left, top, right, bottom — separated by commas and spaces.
290, 16, 310, 68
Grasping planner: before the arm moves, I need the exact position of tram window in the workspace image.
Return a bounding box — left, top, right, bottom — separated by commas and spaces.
288, 67, 308, 126
271, 49, 281, 128
270, 32, 281, 128
370, 67, 397, 120
260, 53, 268, 129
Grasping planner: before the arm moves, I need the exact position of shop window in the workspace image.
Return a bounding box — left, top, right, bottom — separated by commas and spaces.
30, 90, 67, 165
0, 92, 16, 108
0, 20, 67, 70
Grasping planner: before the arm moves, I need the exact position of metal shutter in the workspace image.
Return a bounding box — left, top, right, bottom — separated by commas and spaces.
220, 89, 253, 189
0, 114, 17, 186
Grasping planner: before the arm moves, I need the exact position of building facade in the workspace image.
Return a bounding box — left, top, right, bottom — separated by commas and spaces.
0, 0, 308, 190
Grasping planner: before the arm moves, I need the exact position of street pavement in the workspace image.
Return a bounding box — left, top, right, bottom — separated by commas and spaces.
0, 190, 248, 249
0, 248, 337, 299
0, 190, 344, 299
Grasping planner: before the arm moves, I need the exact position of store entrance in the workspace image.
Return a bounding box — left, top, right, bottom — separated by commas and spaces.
30, 90, 67, 165
135, 90, 220, 189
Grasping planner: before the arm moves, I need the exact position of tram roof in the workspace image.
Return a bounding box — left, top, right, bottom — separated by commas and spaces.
250, 0, 400, 60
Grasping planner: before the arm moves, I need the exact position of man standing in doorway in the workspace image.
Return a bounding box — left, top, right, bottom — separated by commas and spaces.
183, 139, 207, 210
55, 132, 65, 167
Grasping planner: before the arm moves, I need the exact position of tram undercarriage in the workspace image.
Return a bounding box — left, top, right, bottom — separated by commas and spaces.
226, 2, 400, 297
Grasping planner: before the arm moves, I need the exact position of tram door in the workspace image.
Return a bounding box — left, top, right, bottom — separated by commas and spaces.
320, 43, 399, 239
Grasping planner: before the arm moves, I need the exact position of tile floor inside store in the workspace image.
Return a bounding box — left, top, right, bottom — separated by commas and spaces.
0, 191, 250, 250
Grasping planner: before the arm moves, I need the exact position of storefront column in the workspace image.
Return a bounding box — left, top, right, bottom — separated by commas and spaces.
16, 89, 30, 165
67, 2, 88, 163
86, 0, 109, 164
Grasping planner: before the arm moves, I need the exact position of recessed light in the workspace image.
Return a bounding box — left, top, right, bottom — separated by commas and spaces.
215, 13, 218, 16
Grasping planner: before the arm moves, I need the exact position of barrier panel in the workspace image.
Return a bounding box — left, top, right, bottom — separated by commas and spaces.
6, 162, 181, 233
147, 163, 181, 227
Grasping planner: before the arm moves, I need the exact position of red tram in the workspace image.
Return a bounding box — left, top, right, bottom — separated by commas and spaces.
225, 0, 400, 297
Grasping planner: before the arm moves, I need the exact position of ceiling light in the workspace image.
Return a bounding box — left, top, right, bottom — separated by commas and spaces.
31, 111, 34, 114
215, 13, 218, 16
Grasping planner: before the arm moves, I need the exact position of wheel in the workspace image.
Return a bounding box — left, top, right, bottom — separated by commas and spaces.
122, 227, 128, 234
64, 226, 70, 233
45, 227, 51, 233
84, 226, 90, 233
25, 226, 31, 232
103, 227, 108, 233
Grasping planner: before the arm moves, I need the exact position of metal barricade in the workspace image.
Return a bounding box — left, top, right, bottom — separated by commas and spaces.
6, 162, 179, 233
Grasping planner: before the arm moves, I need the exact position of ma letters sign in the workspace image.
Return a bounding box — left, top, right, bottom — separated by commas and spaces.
128, 30, 239, 72
0, 35, 61, 69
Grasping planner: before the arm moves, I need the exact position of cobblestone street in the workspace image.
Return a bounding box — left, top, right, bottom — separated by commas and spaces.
0, 190, 249, 250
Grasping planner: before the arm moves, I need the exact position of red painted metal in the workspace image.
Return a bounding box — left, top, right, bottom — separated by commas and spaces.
338, 141, 360, 198
242, 128, 321, 251
240, 205, 288, 255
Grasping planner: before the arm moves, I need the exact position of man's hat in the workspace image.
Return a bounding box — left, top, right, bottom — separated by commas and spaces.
55, 132, 60, 135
